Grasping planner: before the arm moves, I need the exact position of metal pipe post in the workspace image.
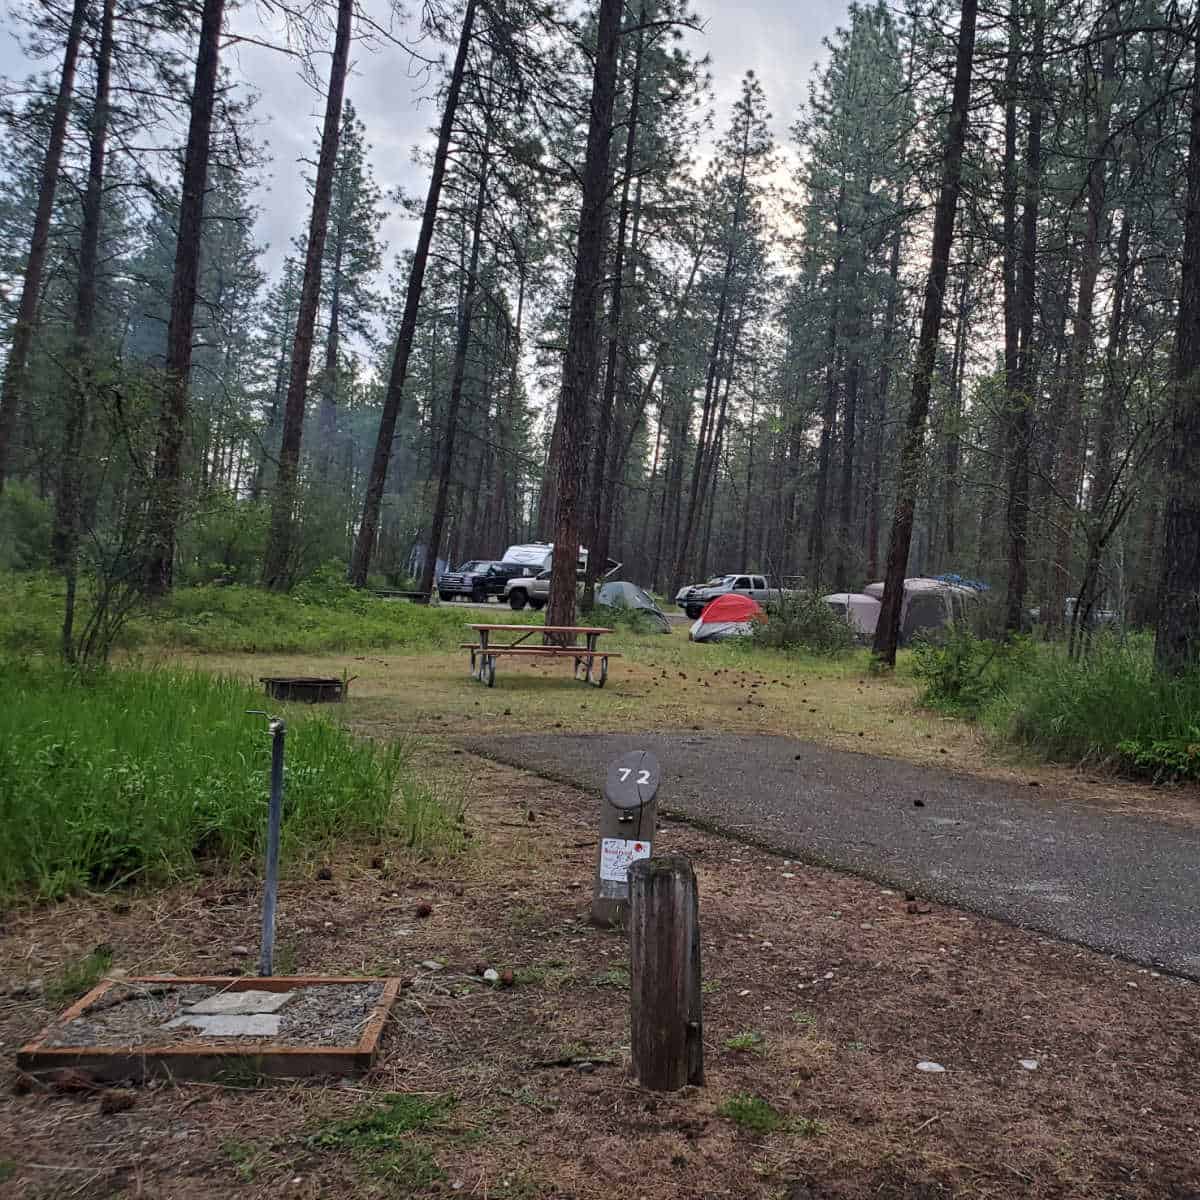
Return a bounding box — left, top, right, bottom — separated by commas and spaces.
258, 717, 286, 976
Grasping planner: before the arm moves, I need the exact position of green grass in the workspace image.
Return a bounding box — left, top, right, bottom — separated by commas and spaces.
0, 661, 457, 900
308, 1092, 455, 1187
44, 946, 113, 1006
724, 1030, 766, 1053
591, 966, 630, 989
0, 570, 541, 657
716, 1093, 787, 1133
716, 1094, 824, 1137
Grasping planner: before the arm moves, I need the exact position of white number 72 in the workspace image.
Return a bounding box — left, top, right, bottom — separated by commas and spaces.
617, 767, 652, 785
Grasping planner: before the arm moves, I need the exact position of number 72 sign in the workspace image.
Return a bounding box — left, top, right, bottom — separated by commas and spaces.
605, 750, 660, 811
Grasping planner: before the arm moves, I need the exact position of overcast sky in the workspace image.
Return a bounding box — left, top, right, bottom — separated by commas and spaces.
1, 0, 849, 280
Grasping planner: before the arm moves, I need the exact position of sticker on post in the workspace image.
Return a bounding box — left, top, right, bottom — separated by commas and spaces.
599, 837, 652, 883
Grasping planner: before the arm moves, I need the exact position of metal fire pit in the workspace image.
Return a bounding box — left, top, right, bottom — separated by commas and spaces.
260, 676, 352, 703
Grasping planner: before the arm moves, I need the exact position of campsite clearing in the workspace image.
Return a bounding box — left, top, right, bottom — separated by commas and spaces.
2, 753, 1196, 1199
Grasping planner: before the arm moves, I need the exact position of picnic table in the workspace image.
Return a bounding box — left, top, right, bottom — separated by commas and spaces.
463, 623, 618, 688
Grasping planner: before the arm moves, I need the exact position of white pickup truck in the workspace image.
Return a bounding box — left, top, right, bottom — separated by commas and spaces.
504, 569, 551, 611
674, 574, 791, 620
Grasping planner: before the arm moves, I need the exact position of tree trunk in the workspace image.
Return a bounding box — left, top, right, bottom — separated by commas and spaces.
1052, 19, 1117, 635
943, 260, 970, 562
262, 0, 353, 589
1073, 211, 1131, 655
56, 0, 115, 660
0, 0, 89, 491
1155, 13, 1200, 672
1003, 0, 1044, 632
142, 0, 225, 595
546, 0, 623, 633
872, 0, 978, 665
419, 150, 491, 597
583, 10, 645, 610
836, 326, 862, 586
350, 0, 478, 586
317, 223, 346, 483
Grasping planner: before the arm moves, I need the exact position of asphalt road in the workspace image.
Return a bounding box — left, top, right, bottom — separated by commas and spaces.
463, 731, 1200, 978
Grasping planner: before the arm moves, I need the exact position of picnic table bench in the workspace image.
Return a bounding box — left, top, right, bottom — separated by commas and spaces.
463, 624, 618, 688
373, 589, 430, 604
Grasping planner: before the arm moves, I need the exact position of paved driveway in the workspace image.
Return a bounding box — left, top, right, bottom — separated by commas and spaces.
463, 731, 1200, 978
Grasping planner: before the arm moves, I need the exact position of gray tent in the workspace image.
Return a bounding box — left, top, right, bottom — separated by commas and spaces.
862, 578, 978, 644
597, 581, 671, 633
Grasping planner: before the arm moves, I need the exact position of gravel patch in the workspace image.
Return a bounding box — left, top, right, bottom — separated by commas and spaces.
45, 981, 386, 1048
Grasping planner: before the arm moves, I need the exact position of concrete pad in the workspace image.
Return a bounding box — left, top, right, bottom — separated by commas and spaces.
166, 1013, 282, 1037
185, 989, 294, 1016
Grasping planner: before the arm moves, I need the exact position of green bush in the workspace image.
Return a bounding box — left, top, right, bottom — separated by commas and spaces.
0, 482, 52, 570
178, 495, 269, 585
0, 662, 458, 900
985, 634, 1200, 781
751, 591, 854, 657
911, 626, 1034, 717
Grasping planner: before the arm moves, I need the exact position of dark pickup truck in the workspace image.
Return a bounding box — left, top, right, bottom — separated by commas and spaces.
437, 560, 530, 604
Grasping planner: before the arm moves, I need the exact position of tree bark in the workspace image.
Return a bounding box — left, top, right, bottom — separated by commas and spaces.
1052, 19, 1117, 633
873, 0, 978, 665
419, 148, 491, 596
583, 9, 645, 610
317, 220, 346, 483
1003, 0, 1044, 632
546, 0, 623, 633
1155, 12, 1200, 672
262, 0, 353, 589
57, 0, 115, 661
142, 0, 225, 595
350, 0, 478, 587
0, 0, 89, 492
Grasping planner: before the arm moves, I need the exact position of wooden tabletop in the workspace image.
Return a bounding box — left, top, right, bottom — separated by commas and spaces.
466, 624, 614, 634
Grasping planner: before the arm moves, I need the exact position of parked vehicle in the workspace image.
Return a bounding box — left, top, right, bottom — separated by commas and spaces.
505, 556, 623, 611
675, 574, 792, 620
437, 560, 527, 604
500, 542, 589, 574
689, 593, 767, 642
596, 581, 671, 633
504, 569, 551, 611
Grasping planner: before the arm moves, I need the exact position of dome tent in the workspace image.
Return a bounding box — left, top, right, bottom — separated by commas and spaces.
689, 593, 766, 642
823, 592, 882, 639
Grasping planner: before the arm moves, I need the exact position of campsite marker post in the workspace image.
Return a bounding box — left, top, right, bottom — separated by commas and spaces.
247, 712, 286, 976
591, 751, 659, 926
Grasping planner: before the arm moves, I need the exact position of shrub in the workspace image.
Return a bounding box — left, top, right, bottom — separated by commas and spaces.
0, 662, 457, 900
0, 482, 52, 570
752, 591, 854, 656
178, 495, 269, 585
985, 634, 1200, 781
911, 625, 1034, 717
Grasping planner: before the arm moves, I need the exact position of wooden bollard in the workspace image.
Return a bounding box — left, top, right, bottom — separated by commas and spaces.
629, 855, 704, 1091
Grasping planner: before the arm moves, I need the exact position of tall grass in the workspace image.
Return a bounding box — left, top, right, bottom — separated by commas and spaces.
917, 628, 1200, 781
0, 661, 457, 901
985, 634, 1200, 780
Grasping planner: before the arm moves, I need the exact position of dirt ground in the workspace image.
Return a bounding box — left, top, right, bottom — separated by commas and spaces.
2, 754, 1198, 1200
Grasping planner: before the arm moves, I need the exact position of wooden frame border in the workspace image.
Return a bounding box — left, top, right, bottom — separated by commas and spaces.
16, 975, 401, 1083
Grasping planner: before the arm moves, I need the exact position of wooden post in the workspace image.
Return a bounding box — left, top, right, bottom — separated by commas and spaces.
629, 855, 704, 1091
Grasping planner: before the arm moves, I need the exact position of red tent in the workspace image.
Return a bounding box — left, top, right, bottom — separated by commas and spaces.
699, 593, 765, 623
690, 593, 766, 642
